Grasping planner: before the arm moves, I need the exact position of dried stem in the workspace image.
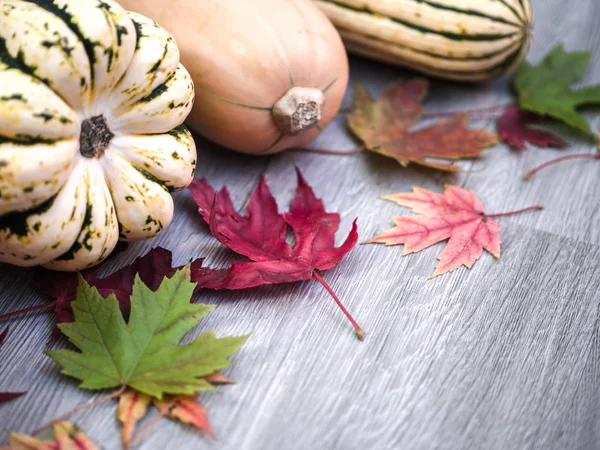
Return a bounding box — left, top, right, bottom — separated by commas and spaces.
0, 300, 56, 321
524, 153, 600, 179
313, 271, 364, 340
128, 407, 168, 448
32, 385, 126, 436
293, 145, 365, 155
423, 103, 513, 120
485, 205, 543, 218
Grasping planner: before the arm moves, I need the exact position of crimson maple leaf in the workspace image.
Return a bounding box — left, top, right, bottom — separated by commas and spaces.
189, 169, 363, 339
368, 186, 542, 278
497, 106, 566, 150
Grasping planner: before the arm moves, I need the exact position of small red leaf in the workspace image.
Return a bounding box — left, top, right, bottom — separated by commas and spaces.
498, 106, 566, 150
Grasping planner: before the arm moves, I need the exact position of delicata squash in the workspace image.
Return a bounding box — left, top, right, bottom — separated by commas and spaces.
315, 0, 533, 81
0, 0, 196, 271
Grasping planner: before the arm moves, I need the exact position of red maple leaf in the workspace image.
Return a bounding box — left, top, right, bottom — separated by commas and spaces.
368, 186, 542, 278
0, 247, 206, 341
498, 106, 566, 150
189, 169, 363, 339
0, 327, 25, 403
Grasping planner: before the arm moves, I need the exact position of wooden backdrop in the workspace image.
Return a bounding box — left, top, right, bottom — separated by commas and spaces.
1, 0, 599, 448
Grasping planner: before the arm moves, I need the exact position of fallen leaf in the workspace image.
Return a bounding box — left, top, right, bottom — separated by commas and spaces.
367, 186, 542, 278
117, 372, 232, 446
32, 247, 205, 340
4, 422, 98, 450
515, 44, 600, 136
497, 106, 567, 150
346, 79, 498, 171
118, 390, 151, 448
189, 169, 364, 339
155, 395, 215, 439
0, 327, 25, 404
47, 267, 247, 399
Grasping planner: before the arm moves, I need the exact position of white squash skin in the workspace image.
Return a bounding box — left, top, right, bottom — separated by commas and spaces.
0, 140, 78, 215
0, 0, 196, 271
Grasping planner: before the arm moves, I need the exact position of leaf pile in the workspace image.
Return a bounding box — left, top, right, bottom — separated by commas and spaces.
32, 247, 205, 339
48, 267, 246, 399
347, 78, 498, 171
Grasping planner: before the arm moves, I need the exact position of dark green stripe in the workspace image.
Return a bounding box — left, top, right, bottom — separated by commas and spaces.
343, 29, 525, 77
0, 37, 51, 87
22, 0, 97, 88
55, 202, 92, 261
0, 193, 56, 237
133, 166, 173, 192
324, 0, 520, 41
338, 26, 518, 62
257, 134, 283, 154
497, 0, 526, 24
417, 0, 521, 27
137, 71, 175, 104
0, 134, 61, 146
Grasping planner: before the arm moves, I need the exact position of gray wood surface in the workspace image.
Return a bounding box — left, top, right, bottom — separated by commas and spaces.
1, 0, 599, 449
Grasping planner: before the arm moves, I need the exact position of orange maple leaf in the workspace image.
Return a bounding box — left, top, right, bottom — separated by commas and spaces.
117, 372, 232, 447
347, 79, 498, 171
3, 422, 98, 450
368, 186, 542, 278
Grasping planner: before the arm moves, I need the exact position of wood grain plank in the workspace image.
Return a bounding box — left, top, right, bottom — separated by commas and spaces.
1, 0, 599, 449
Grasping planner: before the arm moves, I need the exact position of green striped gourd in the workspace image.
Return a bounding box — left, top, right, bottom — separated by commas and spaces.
315, 0, 533, 81
0, 0, 196, 271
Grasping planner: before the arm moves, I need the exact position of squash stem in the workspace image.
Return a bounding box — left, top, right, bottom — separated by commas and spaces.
313, 271, 364, 341
272, 87, 325, 135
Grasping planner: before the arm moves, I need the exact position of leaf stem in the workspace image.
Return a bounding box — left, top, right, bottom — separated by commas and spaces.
293, 145, 365, 156
313, 271, 364, 341
128, 407, 168, 448
32, 385, 126, 436
485, 204, 544, 218
423, 103, 513, 120
524, 153, 600, 179
0, 300, 56, 321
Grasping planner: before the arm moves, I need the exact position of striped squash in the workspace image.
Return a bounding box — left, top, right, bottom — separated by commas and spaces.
0, 0, 196, 271
315, 0, 533, 81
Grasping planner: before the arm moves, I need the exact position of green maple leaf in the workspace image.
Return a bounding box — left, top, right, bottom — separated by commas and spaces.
515, 44, 600, 136
47, 267, 246, 399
